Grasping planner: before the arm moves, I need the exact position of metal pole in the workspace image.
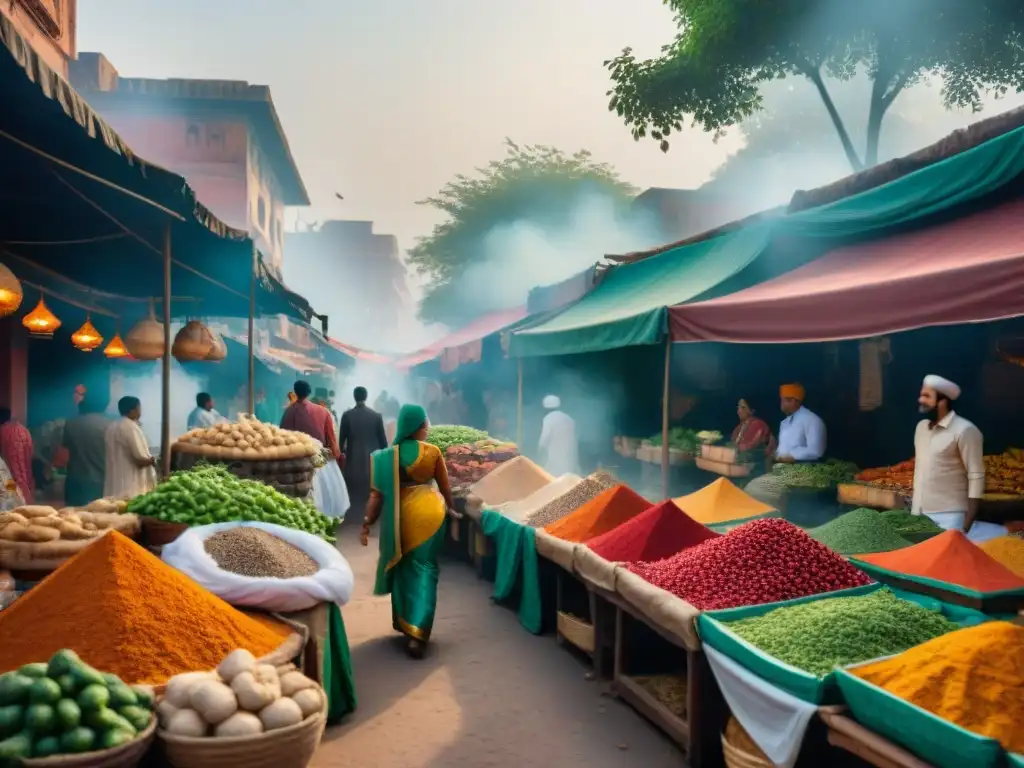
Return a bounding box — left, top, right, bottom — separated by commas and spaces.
248, 245, 257, 415
516, 357, 524, 447
160, 222, 172, 478
661, 335, 671, 500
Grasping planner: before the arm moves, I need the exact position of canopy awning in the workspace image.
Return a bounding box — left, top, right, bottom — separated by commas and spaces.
669, 198, 1024, 344
325, 337, 394, 365
395, 307, 529, 370
0, 15, 314, 323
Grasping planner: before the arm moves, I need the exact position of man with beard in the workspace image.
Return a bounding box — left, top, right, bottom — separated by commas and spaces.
912, 375, 1005, 542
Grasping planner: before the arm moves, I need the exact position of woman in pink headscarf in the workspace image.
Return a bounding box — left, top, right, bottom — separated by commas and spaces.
0, 407, 34, 504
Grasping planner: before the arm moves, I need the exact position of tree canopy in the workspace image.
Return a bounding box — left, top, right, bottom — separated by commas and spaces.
606, 0, 1024, 170
409, 139, 635, 326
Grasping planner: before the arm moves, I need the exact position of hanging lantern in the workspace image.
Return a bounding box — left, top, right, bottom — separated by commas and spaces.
0, 262, 23, 318
172, 319, 214, 362
125, 301, 164, 361
202, 326, 227, 362
104, 332, 129, 359
71, 314, 104, 352
22, 296, 61, 338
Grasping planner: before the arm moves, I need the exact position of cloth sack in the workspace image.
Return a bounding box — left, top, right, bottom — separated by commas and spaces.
705, 645, 817, 768
162, 521, 354, 612
313, 460, 350, 520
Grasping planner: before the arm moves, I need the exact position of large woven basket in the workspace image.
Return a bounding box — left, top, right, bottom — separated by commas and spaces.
24, 718, 156, 767
142, 517, 188, 547
722, 718, 772, 768
159, 708, 326, 768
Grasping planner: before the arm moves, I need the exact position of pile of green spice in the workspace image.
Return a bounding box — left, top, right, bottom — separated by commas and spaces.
808, 508, 912, 554
877, 509, 943, 536
725, 589, 959, 677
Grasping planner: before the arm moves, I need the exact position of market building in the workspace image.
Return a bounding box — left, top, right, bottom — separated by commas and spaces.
0, 0, 75, 78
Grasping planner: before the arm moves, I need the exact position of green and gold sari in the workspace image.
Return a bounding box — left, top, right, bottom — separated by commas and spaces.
370, 404, 449, 643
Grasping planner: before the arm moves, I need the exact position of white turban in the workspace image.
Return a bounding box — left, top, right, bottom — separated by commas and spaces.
923, 375, 961, 401
543, 395, 561, 409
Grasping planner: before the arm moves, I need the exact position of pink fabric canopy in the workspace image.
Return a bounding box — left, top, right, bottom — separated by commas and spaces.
394, 307, 528, 369
669, 198, 1024, 344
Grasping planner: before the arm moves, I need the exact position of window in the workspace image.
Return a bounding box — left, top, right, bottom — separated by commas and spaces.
185, 124, 201, 148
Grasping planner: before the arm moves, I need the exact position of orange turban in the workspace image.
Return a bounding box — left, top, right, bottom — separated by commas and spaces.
780, 383, 806, 401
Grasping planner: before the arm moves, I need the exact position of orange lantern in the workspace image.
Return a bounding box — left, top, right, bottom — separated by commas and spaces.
71, 314, 104, 352
0, 262, 22, 318
104, 332, 129, 359
22, 296, 60, 338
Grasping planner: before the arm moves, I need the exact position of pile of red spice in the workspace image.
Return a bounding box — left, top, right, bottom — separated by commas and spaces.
544, 485, 650, 543
627, 517, 873, 610
587, 500, 719, 563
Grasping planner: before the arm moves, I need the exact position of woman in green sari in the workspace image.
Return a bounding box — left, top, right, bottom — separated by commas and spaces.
360, 404, 460, 658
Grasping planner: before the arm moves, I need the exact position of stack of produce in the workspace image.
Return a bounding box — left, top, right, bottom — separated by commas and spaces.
544, 485, 650, 543
771, 459, 859, 490
979, 535, 1024, 577
444, 439, 519, 491
158, 650, 323, 738
877, 510, 942, 537
857, 449, 1024, 496
808, 508, 912, 555
126, 464, 335, 540
673, 478, 777, 526
627, 518, 873, 610
524, 471, 618, 528
204, 528, 320, 579
0, 505, 139, 544
586, 500, 718, 563
724, 589, 959, 676
852, 530, 1024, 594
648, 428, 700, 455
855, 460, 915, 492
497, 473, 579, 522
851, 622, 1024, 753
0, 532, 296, 685
424, 425, 490, 452
175, 416, 321, 460
0, 649, 155, 760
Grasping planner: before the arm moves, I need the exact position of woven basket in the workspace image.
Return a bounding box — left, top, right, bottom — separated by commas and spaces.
722, 718, 772, 768
159, 709, 326, 768
24, 718, 156, 767
142, 517, 188, 547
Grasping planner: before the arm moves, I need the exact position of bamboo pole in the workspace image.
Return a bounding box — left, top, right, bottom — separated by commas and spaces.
661, 335, 671, 500
160, 222, 172, 478
248, 244, 257, 415
516, 357, 524, 447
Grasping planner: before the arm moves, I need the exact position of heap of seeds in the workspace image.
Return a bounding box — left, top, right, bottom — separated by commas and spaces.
525, 471, 617, 528
204, 528, 319, 579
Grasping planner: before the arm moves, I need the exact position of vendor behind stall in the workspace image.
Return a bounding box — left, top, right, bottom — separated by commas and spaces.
912, 375, 1005, 543
773, 383, 826, 464
732, 397, 773, 456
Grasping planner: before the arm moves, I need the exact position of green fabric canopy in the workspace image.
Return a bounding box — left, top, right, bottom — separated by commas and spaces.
511, 121, 1024, 358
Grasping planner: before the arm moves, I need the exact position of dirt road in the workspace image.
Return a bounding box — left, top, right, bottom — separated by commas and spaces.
311, 526, 684, 767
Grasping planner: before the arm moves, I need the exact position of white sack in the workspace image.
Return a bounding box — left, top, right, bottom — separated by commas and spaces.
313, 460, 350, 520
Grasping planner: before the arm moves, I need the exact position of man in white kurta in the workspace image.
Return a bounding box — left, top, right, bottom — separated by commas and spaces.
539, 395, 580, 477
911, 375, 1005, 543
104, 396, 157, 500
187, 392, 227, 431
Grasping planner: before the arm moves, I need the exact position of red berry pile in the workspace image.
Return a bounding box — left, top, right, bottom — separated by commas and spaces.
626, 517, 873, 610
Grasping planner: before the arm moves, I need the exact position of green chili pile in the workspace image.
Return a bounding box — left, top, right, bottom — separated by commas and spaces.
808, 508, 912, 554
725, 589, 959, 677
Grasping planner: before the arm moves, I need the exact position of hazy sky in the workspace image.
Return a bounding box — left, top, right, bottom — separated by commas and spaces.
77, 0, 742, 253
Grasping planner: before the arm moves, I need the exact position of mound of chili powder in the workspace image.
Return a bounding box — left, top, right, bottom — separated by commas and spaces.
587, 500, 719, 563
627, 517, 873, 610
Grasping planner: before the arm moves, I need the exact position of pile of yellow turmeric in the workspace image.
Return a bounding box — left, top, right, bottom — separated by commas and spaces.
979, 535, 1024, 578
853, 622, 1024, 753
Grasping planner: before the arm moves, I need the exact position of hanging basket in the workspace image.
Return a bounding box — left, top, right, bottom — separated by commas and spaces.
0, 261, 23, 318
202, 326, 227, 362
172, 319, 214, 362
126, 302, 165, 361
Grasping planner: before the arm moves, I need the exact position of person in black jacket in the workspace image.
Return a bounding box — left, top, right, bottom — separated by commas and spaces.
340, 387, 388, 518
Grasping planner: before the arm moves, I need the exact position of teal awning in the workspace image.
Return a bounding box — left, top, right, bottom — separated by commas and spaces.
512, 114, 1024, 358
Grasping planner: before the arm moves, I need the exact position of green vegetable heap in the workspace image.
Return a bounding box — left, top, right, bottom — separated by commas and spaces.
0, 649, 155, 761
726, 589, 959, 677
772, 459, 859, 489
425, 425, 491, 452
648, 428, 699, 453
126, 464, 335, 540
878, 510, 943, 536
809, 508, 912, 555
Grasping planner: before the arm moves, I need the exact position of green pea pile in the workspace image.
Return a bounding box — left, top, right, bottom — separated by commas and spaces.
878, 509, 943, 536
726, 589, 959, 677
808, 508, 912, 554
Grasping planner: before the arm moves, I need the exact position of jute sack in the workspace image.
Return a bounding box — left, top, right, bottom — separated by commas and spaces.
573, 546, 619, 593
614, 568, 702, 651
534, 529, 576, 573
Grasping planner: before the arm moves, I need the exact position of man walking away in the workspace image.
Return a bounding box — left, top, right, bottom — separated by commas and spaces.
62, 398, 110, 506
282, 380, 349, 520
539, 395, 580, 477
340, 386, 388, 517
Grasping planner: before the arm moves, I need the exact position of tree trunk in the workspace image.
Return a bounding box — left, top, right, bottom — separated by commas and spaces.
804, 67, 864, 172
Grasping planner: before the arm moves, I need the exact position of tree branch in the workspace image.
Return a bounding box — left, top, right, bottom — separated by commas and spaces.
798, 60, 864, 171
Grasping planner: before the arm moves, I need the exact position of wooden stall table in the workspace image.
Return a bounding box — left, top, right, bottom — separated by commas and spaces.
819, 706, 934, 768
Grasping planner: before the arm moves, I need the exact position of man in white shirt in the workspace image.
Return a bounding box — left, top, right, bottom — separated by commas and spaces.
187, 392, 226, 431
911, 375, 1005, 542
539, 395, 580, 477
773, 383, 826, 463
104, 396, 157, 500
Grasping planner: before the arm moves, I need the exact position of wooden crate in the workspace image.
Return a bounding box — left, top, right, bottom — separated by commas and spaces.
554, 569, 614, 678
668, 448, 695, 466
557, 611, 596, 654
696, 457, 753, 477
836, 483, 907, 510
819, 706, 934, 768
701, 444, 738, 463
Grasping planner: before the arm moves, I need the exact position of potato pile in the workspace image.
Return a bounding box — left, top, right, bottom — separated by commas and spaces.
158, 650, 323, 739
174, 415, 320, 461
0, 506, 139, 544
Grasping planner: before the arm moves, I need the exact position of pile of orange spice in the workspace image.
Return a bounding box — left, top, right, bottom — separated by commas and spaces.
0, 532, 293, 685
544, 485, 649, 543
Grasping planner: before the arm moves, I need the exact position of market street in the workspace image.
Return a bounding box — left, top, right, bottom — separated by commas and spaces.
311, 524, 684, 768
